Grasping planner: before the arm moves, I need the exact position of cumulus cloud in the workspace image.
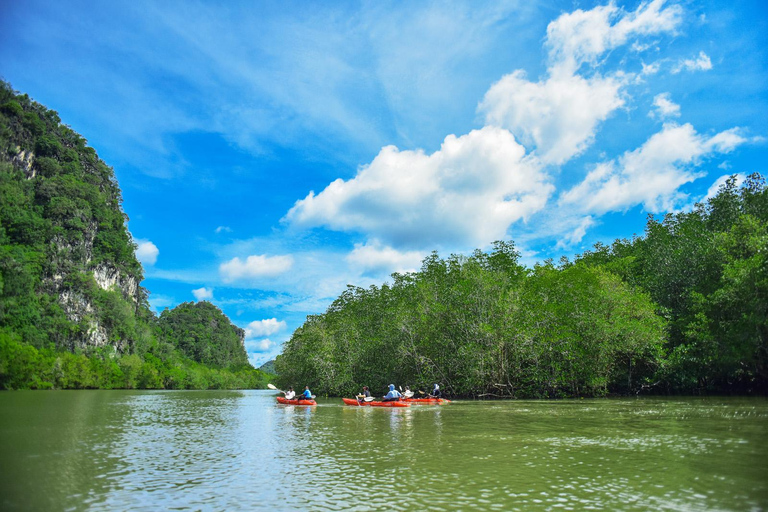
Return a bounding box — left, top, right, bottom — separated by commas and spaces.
673, 51, 712, 73
346, 241, 424, 274
285, 127, 552, 249
650, 93, 681, 119
215, 226, 232, 234
245, 318, 287, 338
219, 254, 294, 282
479, 0, 682, 165
192, 287, 213, 301
135, 239, 159, 266
560, 123, 748, 214
544, 0, 682, 76
246, 338, 275, 353
480, 71, 624, 165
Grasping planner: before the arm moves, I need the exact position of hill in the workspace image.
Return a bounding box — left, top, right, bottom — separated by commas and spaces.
0, 82, 266, 389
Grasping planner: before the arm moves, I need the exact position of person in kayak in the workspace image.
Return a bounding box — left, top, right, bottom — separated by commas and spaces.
429, 384, 442, 398
300, 386, 312, 401
284, 387, 296, 400
382, 384, 402, 402
357, 386, 371, 402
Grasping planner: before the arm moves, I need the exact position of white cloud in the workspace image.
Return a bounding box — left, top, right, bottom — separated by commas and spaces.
673, 51, 712, 73
479, 0, 682, 165
561, 123, 748, 214
245, 318, 287, 338
245, 338, 276, 353
285, 126, 553, 249
215, 226, 232, 234
480, 71, 624, 165
544, 0, 682, 76
192, 287, 213, 301
135, 239, 159, 266
347, 241, 424, 274
219, 254, 294, 282
555, 216, 596, 250
641, 61, 661, 75
650, 93, 681, 119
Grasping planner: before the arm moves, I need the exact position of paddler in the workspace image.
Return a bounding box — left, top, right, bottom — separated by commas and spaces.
429, 383, 442, 398
357, 386, 371, 402
300, 386, 312, 400
382, 384, 402, 402
284, 387, 296, 400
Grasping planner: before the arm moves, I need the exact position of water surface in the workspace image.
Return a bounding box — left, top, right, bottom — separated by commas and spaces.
1, 391, 765, 510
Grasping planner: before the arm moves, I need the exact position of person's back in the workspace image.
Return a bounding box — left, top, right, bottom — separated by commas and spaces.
383, 384, 401, 402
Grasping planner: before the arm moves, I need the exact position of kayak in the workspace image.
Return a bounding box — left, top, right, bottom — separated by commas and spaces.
277, 397, 317, 406
402, 397, 451, 404
342, 398, 410, 407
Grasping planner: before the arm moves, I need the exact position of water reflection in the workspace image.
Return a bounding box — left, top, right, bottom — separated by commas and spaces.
1, 393, 766, 511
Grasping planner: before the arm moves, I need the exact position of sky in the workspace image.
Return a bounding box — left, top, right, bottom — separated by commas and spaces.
1, 0, 766, 367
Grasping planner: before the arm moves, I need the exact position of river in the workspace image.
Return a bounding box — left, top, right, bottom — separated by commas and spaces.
0, 391, 765, 511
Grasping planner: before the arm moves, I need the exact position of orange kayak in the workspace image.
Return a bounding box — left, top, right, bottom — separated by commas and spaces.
277, 397, 316, 406
402, 398, 451, 404
342, 398, 410, 407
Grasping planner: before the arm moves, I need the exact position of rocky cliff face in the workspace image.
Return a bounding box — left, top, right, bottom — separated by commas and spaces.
0, 83, 147, 352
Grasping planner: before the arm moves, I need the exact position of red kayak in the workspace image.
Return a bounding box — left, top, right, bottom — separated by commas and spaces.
402, 397, 451, 404
277, 397, 317, 406
342, 398, 410, 407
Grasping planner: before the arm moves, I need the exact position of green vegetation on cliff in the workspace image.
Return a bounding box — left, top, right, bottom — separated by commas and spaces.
276, 175, 767, 397
0, 82, 267, 390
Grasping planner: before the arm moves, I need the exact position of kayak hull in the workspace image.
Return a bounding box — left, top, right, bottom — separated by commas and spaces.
402, 398, 450, 404
277, 397, 316, 406
342, 398, 410, 407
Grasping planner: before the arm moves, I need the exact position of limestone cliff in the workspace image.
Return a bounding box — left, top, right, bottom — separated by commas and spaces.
0, 82, 147, 351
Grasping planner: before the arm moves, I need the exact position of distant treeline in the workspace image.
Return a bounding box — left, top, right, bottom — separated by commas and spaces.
276, 174, 767, 398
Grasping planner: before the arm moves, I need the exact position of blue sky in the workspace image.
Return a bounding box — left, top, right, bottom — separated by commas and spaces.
2, 0, 766, 367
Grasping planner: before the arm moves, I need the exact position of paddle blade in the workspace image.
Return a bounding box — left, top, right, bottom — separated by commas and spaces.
404, 391, 414, 398
267, 383, 277, 390
364, 396, 375, 402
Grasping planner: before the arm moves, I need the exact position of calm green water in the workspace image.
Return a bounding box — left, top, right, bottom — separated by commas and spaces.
0, 391, 766, 511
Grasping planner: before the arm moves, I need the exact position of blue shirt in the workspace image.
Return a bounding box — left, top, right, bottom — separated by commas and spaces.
302, 389, 311, 399
384, 390, 402, 399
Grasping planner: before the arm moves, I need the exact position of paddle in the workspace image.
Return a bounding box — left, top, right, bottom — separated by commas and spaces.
356, 395, 375, 402
403, 390, 414, 398
270, 384, 317, 400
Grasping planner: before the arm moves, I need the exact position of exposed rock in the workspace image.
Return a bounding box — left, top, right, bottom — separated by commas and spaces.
92, 263, 138, 303
59, 289, 110, 349
11, 147, 35, 178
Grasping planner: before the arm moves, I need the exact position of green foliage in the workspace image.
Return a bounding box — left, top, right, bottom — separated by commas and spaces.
576, 173, 768, 393
158, 301, 249, 368
0, 329, 269, 390
276, 242, 665, 398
